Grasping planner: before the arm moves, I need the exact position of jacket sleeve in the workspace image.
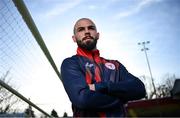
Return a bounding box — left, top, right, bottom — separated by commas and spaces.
61, 58, 123, 109
95, 63, 146, 101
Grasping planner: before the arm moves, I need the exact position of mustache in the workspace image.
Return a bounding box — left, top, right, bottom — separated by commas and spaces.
82, 36, 94, 41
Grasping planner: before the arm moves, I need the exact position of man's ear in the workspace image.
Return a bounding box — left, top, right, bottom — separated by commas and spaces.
72, 35, 77, 42
97, 32, 100, 40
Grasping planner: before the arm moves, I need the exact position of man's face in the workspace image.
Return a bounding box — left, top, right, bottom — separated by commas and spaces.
72, 19, 99, 51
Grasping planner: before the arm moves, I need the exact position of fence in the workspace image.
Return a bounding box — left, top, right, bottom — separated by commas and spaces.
0, 0, 61, 116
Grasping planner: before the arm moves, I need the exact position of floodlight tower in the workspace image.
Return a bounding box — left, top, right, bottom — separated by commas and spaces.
138, 41, 156, 96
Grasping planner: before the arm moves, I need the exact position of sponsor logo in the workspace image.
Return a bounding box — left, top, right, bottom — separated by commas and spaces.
105, 62, 115, 70
85, 62, 94, 68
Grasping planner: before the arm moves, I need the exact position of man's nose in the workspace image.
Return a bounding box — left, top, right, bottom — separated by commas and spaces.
85, 32, 90, 36
85, 28, 90, 33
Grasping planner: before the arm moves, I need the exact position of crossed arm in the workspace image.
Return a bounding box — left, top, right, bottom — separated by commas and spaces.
61, 58, 122, 109
61, 58, 146, 109
89, 65, 146, 101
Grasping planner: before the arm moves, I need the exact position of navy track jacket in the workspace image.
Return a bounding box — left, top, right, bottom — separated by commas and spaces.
61, 47, 146, 117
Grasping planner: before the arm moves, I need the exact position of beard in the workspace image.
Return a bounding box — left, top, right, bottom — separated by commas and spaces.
76, 36, 97, 51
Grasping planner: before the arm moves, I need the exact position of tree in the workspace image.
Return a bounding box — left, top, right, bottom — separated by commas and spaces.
140, 74, 177, 99
63, 112, 68, 117
0, 71, 21, 113
51, 109, 59, 117
156, 74, 176, 98
24, 104, 35, 117
139, 75, 155, 99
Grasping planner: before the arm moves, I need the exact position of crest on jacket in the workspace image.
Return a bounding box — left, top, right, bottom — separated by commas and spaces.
105, 62, 115, 70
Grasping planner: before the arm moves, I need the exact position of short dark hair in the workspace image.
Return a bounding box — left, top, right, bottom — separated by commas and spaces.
73, 18, 96, 34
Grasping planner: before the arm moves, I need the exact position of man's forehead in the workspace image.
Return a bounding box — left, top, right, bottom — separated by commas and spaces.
75, 19, 95, 28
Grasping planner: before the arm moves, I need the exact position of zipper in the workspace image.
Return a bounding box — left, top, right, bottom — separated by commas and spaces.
92, 53, 103, 82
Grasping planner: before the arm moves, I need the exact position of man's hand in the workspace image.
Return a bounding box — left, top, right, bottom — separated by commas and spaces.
88, 84, 95, 91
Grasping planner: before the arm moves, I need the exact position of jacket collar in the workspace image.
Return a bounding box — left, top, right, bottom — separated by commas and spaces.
76, 47, 100, 62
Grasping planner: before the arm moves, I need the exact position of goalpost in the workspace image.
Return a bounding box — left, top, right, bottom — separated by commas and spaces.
12, 0, 61, 80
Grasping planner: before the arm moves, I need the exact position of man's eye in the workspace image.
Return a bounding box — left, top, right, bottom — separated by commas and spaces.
89, 26, 95, 30
88, 26, 96, 30
77, 28, 84, 32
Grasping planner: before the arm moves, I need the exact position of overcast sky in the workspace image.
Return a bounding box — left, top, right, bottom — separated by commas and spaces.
25, 0, 180, 80
24, 0, 180, 115
1, 0, 180, 116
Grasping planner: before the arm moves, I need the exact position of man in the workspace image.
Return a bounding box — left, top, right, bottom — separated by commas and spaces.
61, 18, 146, 117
